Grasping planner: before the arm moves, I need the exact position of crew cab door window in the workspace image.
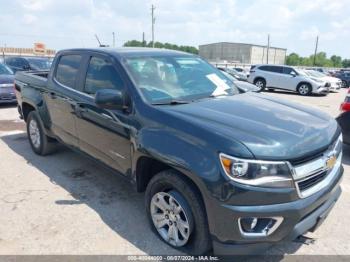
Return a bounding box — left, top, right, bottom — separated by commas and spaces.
55, 55, 82, 88
84, 57, 124, 95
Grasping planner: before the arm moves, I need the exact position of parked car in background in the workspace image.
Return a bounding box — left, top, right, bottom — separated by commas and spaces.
313, 68, 331, 75
334, 71, 350, 88
233, 67, 250, 77
304, 69, 341, 92
4, 56, 51, 73
217, 67, 248, 81
220, 71, 259, 93
248, 65, 329, 95
15, 48, 343, 255
0, 63, 16, 104
337, 89, 350, 144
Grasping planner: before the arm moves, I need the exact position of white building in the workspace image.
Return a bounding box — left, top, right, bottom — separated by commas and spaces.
199, 42, 287, 65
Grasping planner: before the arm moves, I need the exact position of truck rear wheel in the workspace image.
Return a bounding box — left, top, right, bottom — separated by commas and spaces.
145, 170, 211, 255
27, 111, 57, 155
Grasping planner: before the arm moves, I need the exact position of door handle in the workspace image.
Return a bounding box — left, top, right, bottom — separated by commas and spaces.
76, 104, 88, 113
49, 92, 56, 99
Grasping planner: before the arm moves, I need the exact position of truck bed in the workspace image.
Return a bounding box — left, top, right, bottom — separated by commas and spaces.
15, 70, 49, 89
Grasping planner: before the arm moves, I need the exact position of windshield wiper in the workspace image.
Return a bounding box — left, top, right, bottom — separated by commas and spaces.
152, 100, 190, 105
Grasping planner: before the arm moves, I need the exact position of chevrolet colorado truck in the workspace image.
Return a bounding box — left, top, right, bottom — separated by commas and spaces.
14, 48, 343, 255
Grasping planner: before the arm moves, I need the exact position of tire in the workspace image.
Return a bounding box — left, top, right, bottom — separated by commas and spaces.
145, 170, 211, 255
26, 111, 57, 155
253, 78, 266, 92
297, 83, 312, 96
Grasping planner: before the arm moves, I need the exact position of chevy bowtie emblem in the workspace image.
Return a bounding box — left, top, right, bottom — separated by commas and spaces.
326, 155, 337, 169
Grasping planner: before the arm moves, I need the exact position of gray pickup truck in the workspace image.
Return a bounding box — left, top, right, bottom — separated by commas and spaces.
14, 48, 343, 255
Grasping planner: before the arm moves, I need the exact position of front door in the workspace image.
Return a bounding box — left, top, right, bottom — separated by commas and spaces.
75, 55, 132, 174
280, 67, 300, 91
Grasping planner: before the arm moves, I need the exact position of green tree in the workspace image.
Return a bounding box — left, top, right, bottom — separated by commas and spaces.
330, 55, 342, 67
123, 40, 198, 54
343, 59, 350, 68
286, 53, 301, 66
123, 40, 144, 47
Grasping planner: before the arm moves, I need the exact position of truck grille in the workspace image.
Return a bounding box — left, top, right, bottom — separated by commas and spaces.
292, 135, 342, 198
297, 170, 328, 192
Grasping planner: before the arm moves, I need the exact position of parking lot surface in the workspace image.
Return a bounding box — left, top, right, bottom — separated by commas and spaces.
0, 89, 349, 256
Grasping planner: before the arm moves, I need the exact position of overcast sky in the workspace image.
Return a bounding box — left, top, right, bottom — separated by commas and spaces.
0, 0, 349, 57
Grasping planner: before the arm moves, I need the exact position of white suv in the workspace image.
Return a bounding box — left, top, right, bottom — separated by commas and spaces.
248, 65, 329, 95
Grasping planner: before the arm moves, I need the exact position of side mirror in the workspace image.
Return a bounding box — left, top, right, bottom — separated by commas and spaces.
23, 65, 30, 70
95, 89, 125, 110
290, 71, 297, 77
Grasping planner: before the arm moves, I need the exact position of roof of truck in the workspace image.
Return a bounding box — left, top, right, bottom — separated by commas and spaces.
59, 47, 193, 57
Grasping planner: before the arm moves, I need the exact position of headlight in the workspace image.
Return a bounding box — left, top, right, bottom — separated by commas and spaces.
219, 153, 294, 188
311, 77, 323, 83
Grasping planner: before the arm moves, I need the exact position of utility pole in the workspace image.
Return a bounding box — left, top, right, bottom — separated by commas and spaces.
142, 32, 145, 47
267, 34, 270, 64
151, 4, 155, 48
112, 32, 115, 47
313, 35, 319, 66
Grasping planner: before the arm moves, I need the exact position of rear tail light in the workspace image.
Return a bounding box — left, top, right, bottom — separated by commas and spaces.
340, 97, 350, 112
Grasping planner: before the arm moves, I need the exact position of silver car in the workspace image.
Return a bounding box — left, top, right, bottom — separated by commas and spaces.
248, 65, 329, 95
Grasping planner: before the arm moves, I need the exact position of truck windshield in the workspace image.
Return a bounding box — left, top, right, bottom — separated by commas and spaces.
124, 55, 239, 104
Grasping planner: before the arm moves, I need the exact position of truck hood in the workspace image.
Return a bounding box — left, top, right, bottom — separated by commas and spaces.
165, 93, 338, 160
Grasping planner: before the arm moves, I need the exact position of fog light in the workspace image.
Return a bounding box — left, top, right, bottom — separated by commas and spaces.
240, 217, 258, 232
238, 217, 284, 237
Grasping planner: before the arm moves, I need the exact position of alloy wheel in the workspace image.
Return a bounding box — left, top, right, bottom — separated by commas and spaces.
255, 80, 264, 91
150, 191, 191, 247
29, 119, 41, 148
299, 84, 310, 95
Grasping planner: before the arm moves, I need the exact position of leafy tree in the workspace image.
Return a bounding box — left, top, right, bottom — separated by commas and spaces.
286, 52, 346, 68
123, 40, 198, 54
286, 53, 300, 65
331, 55, 342, 67
342, 59, 350, 68
123, 40, 143, 47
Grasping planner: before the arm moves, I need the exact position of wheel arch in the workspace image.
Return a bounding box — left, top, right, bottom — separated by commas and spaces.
21, 102, 36, 122
297, 81, 312, 90
253, 76, 266, 84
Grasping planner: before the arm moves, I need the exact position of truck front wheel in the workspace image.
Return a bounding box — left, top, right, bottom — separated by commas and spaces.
27, 111, 57, 155
145, 170, 211, 254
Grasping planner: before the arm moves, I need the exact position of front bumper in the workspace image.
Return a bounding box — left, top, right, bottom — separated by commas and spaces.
313, 85, 329, 94
210, 165, 343, 255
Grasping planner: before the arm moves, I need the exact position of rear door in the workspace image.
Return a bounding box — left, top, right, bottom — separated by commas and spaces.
44, 53, 84, 147
259, 66, 282, 87
75, 54, 132, 174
